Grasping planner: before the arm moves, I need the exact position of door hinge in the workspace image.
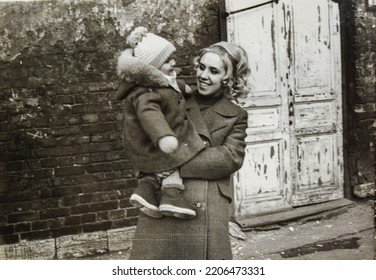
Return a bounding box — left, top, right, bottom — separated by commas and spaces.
225, 0, 279, 17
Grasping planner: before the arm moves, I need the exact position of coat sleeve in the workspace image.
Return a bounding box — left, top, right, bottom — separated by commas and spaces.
179, 110, 248, 180
132, 89, 176, 146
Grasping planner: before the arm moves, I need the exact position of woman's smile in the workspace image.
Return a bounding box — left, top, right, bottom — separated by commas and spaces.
198, 79, 211, 88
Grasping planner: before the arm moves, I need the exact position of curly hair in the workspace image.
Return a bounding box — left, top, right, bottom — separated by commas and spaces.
194, 42, 250, 100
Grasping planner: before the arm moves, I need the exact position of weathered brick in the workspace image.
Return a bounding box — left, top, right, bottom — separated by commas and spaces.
79, 193, 93, 204
81, 143, 112, 153
47, 218, 64, 229
62, 195, 80, 207
74, 154, 90, 164
82, 114, 99, 123
89, 201, 118, 212
51, 186, 83, 196
32, 117, 50, 128
7, 190, 41, 202
40, 208, 70, 220
72, 103, 99, 114
70, 204, 90, 215
20, 230, 52, 241
33, 168, 54, 179
81, 122, 115, 134
119, 199, 133, 208
49, 146, 81, 157
82, 221, 112, 233
54, 166, 85, 177
0, 225, 14, 235
0, 215, 6, 225
0, 234, 20, 245
113, 217, 138, 229
38, 138, 57, 148
112, 218, 135, 229
64, 216, 81, 226
31, 221, 48, 231
43, 199, 61, 209
92, 192, 111, 202
50, 117, 66, 126
89, 153, 107, 163
52, 225, 83, 238
60, 174, 95, 186
126, 207, 139, 218
97, 211, 109, 221
86, 162, 116, 173
51, 126, 80, 136
98, 112, 115, 122
109, 209, 126, 220
56, 156, 74, 166
8, 212, 38, 223
15, 223, 31, 232
56, 136, 88, 146
80, 213, 96, 224
57, 95, 75, 104
6, 161, 23, 171
67, 116, 82, 125
40, 158, 57, 168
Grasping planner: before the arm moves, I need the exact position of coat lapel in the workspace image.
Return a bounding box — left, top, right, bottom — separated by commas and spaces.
208, 95, 241, 133
186, 95, 212, 143
186, 94, 241, 145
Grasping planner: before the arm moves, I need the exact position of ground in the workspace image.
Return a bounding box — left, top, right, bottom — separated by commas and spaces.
77, 198, 375, 260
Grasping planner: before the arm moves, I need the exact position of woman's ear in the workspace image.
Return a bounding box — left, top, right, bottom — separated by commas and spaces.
222, 78, 233, 87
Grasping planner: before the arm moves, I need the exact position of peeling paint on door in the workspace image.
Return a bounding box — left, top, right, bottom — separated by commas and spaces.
227, 0, 343, 218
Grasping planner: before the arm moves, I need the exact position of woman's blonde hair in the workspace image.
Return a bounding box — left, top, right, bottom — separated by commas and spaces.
194, 42, 250, 100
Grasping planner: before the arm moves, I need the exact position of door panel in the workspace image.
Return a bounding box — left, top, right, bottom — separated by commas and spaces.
290, 0, 343, 205
227, 1, 292, 217
226, 0, 343, 218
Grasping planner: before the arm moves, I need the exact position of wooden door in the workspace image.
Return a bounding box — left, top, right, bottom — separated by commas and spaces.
226, 0, 344, 218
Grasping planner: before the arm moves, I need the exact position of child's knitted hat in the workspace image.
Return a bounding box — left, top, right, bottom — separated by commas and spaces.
126, 27, 176, 69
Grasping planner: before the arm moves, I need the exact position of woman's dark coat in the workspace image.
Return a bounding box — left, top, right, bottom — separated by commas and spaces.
130, 90, 248, 259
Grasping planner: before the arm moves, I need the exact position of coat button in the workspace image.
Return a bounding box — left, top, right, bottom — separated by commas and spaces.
196, 203, 202, 208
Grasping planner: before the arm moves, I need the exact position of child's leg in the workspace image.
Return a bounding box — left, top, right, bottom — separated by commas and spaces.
159, 169, 196, 219
129, 173, 162, 219
160, 170, 183, 186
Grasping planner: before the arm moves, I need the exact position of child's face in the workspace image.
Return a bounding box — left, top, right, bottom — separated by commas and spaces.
160, 56, 176, 76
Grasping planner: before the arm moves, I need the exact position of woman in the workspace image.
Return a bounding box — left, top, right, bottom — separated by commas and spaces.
129, 42, 250, 260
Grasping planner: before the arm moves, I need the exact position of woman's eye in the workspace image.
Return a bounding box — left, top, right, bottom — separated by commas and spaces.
211, 69, 219, 74
199, 64, 205, 71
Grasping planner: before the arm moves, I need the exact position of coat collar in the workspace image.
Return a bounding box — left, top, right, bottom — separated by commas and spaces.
186, 90, 241, 117
186, 91, 241, 144
116, 49, 169, 100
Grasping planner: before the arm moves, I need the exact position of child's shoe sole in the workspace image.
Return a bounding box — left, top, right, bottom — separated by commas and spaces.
130, 194, 162, 218
140, 207, 163, 219
159, 204, 196, 219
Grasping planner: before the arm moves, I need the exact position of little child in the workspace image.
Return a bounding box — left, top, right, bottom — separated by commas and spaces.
116, 27, 205, 219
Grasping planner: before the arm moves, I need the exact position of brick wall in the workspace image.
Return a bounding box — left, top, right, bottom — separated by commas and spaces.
341, 0, 375, 197
0, 0, 220, 246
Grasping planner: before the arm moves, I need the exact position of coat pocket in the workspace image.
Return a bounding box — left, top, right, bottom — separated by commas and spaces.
216, 179, 232, 203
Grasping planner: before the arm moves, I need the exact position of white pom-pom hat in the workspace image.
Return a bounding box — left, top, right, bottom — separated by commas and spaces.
126, 27, 176, 69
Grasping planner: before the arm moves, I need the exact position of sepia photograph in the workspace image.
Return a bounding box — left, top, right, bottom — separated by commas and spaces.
0, 0, 374, 274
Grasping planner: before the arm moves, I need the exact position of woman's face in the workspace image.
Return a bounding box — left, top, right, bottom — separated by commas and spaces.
196, 52, 226, 97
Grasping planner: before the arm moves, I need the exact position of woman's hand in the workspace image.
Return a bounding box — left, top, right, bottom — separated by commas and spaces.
158, 136, 178, 153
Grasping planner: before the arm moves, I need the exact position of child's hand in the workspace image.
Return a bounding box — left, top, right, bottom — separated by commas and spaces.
158, 136, 178, 153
